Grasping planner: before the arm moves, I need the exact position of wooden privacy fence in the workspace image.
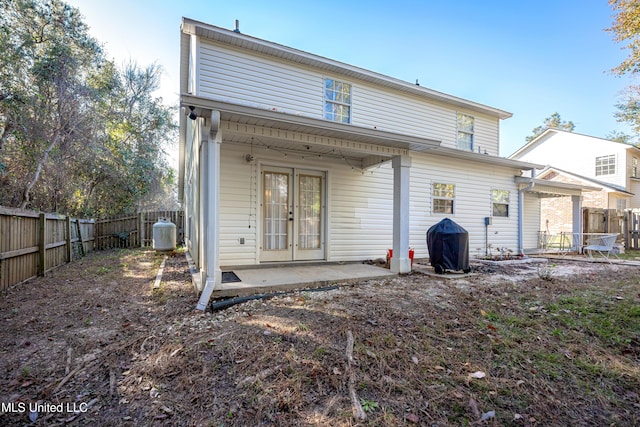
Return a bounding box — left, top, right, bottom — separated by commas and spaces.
0, 207, 95, 291
1, 208, 184, 291
583, 208, 623, 236
95, 210, 184, 250
624, 209, 640, 250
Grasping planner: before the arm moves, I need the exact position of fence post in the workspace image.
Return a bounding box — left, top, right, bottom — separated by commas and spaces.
38, 213, 46, 276
66, 215, 72, 262
139, 211, 145, 248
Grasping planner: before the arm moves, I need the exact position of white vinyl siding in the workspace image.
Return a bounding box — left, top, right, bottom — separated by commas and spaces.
198, 40, 322, 117
196, 40, 501, 155
410, 154, 520, 260
217, 142, 521, 265
511, 131, 629, 189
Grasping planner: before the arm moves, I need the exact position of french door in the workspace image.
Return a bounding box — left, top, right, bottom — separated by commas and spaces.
261, 167, 325, 262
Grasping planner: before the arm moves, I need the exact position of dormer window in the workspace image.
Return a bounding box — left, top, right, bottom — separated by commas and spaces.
457, 113, 474, 151
324, 79, 351, 123
595, 154, 616, 176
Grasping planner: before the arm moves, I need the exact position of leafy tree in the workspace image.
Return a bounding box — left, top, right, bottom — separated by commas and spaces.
612, 85, 640, 144
606, 130, 636, 145
79, 61, 177, 216
0, 0, 103, 209
0, 0, 177, 216
608, 1, 640, 144
607, 0, 640, 75
525, 112, 576, 143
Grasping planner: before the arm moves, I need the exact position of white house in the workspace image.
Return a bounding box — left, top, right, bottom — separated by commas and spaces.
510, 129, 640, 210
510, 129, 640, 240
178, 18, 543, 309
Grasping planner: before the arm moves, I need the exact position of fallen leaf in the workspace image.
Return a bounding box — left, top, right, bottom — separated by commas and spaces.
487, 324, 498, 331
470, 371, 486, 379
480, 309, 487, 317
516, 380, 525, 386
412, 356, 419, 364
514, 413, 523, 420
481, 410, 495, 421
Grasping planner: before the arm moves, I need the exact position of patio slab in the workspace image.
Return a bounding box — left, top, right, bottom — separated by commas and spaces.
212, 262, 397, 298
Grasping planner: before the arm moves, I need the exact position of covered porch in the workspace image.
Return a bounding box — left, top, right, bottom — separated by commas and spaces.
518, 177, 600, 254
180, 97, 442, 310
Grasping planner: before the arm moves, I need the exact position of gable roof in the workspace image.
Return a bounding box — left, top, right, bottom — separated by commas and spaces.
509, 128, 640, 159
180, 17, 512, 120
536, 166, 634, 196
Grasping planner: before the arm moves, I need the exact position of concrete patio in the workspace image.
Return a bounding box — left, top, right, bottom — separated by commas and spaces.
211, 262, 397, 298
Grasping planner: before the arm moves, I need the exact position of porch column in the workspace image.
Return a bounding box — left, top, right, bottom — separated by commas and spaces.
196, 110, 222, 310
571, 195, 583, 252
391, 155, 411, 274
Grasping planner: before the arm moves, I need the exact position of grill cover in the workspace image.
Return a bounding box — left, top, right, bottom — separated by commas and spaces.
426, 218, 470, 273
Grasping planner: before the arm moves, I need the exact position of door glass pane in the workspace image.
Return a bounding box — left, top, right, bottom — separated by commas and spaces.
264, 172, 288, 250
298, 175, 321, 249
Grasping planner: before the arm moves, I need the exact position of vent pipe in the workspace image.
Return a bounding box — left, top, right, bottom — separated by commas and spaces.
233, 20, 241, 33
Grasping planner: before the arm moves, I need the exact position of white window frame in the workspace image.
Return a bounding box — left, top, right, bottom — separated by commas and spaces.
595, 154, 616, 176
632, 157, 638, 178
491, 189, 509, 217
456, 113, 474, 151
432, 183, 455, 214
324, 78, 351, 124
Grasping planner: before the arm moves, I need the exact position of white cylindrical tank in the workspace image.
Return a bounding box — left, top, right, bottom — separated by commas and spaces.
152, 217, 176, 251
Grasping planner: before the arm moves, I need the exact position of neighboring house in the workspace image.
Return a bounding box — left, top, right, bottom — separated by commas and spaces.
510, 129, 640, 240
178, 18, 541, 309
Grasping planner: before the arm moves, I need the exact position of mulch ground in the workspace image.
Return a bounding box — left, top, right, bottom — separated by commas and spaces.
0, 249, 638, 426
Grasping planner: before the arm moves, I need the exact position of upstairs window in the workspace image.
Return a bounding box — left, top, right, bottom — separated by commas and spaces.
633, 157, 638, 178
457, 113, 474, 151
433, 183, 455, 214
324, 79, 351, 123
492, 189, 509, 217
595, 154, 616, 176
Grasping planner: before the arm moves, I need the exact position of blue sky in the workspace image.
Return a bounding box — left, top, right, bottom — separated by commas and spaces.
66, 0, 634, 160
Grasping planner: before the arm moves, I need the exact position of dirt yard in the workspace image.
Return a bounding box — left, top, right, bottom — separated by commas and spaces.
1, 249, 638, 426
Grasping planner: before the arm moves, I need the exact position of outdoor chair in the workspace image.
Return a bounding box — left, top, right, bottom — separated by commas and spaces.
584, 234, 619, 262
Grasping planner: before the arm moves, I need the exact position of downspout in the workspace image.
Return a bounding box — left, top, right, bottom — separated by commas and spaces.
196, 110, 222, 311
517, 169, 536, 256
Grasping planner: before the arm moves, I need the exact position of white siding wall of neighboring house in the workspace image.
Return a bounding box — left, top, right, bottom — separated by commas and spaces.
513, 132, 628, 188
630, 181, 640, 209
197, 40, 501, 155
